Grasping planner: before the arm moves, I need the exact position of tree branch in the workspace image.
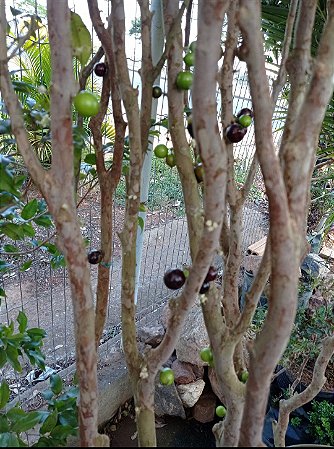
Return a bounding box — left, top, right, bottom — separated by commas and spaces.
237, 2, 300, 445
273, 335, 334, 447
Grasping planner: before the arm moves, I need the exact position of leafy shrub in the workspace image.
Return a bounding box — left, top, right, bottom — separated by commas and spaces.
307, 400, 334, 446
0, 312, 78, 447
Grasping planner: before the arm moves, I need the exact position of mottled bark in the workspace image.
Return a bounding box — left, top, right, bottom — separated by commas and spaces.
163, 0, 203, 260
88, 0, 127, 347
0, 1, 98, 446
237, 0, 334, 446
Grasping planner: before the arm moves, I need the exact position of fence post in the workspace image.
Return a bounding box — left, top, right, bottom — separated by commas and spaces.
134, 0, 165, 304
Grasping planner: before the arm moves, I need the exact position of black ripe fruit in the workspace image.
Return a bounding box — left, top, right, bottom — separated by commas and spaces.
199, 282, 210, 294
194, 162, 204, 183
204, 266, 218, 282
94, 62, 107, 77
88, 249, 103, 264
226, 123, 247, 143
152, 85, 163, 99
164, 269, 186, 290
187, 115, 194, 138
236, 108, 253, 119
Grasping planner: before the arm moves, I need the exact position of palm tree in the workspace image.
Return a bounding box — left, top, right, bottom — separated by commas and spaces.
261, 0, 334, 233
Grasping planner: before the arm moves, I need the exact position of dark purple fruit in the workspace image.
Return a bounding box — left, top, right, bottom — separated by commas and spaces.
152, 85, 163, 99
204, 266, 218, 282
186, 114, 194, 138
236, 108, 253, 118
199, 282, 210, 294
88, 249, 103, 264
194, 162, 204, 183
94, 62, 107, 77
164, 269, 186, 290
225, 123, 247, 143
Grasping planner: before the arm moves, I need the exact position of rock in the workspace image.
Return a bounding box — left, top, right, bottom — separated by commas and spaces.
176, 379, 205, 408
175, 306, 210, 366
241, 255, 262, 276
137, 324, 165, 347
192, 390, 217, 423
155, 378, 186, 419
171, 359, 196, 385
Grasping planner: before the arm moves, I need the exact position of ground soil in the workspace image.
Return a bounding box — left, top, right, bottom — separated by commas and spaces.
101, 398, 218, 447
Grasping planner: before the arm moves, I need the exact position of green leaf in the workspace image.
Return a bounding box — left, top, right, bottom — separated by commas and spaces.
0, 381, 10, 409
137, 216, 144, 232
70, 11, 92, 67
19, 260, 32, 272
0, 433, 20, 447
3, 244, 18, 253
25, 350, 45, 370
84, 154, 96, 165
50, 374, 63, 395
12, 80, 36, 94
0, 287, 5, 297
33, 215, 53, 228
0, 260, 13, 272
0, 415, 9, 433
17, 311, 28, 333
40, 410, 58, 435
6, 345, 22, 372
58, 409, 78, 428
0, 223, 24, 240
139, 203, 147, 213
41, 389, 54, 401
0, 165, 20, 197
11, 411, 42, 433
10, 6, 22, 16
6, 407, 25, 421
21, 199, 38, 220
50, 424, 76, 439
26, 328, 47, 338
22, 223, 35, 237
50, 255, 66, 269
0, 349, 6, 368
0, 119, 11, 135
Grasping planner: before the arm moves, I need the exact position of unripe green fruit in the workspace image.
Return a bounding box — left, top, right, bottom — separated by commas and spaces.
216, 405, 227, 418
159, 367, 175, 385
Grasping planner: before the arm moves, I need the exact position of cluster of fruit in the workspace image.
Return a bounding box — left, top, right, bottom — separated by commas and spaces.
158, 364, 227, 419
72, 62, 110, 118
163, 265, 218, 294
153, 143, 176, 168
225, 108, 253, 143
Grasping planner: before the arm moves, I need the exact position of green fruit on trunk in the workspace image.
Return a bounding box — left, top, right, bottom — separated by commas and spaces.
166, 153, 176, 167
199, 347, 213, 363
216, 405, 227, 418
73, 90, 100, 117
159, 367, 175, 385
189, 40, 197, 52
240, 370, 249, 383
154, 144, 168, 158
183, 51, 195, 67
238, 114, 252, 128
176, 71, 193, 90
